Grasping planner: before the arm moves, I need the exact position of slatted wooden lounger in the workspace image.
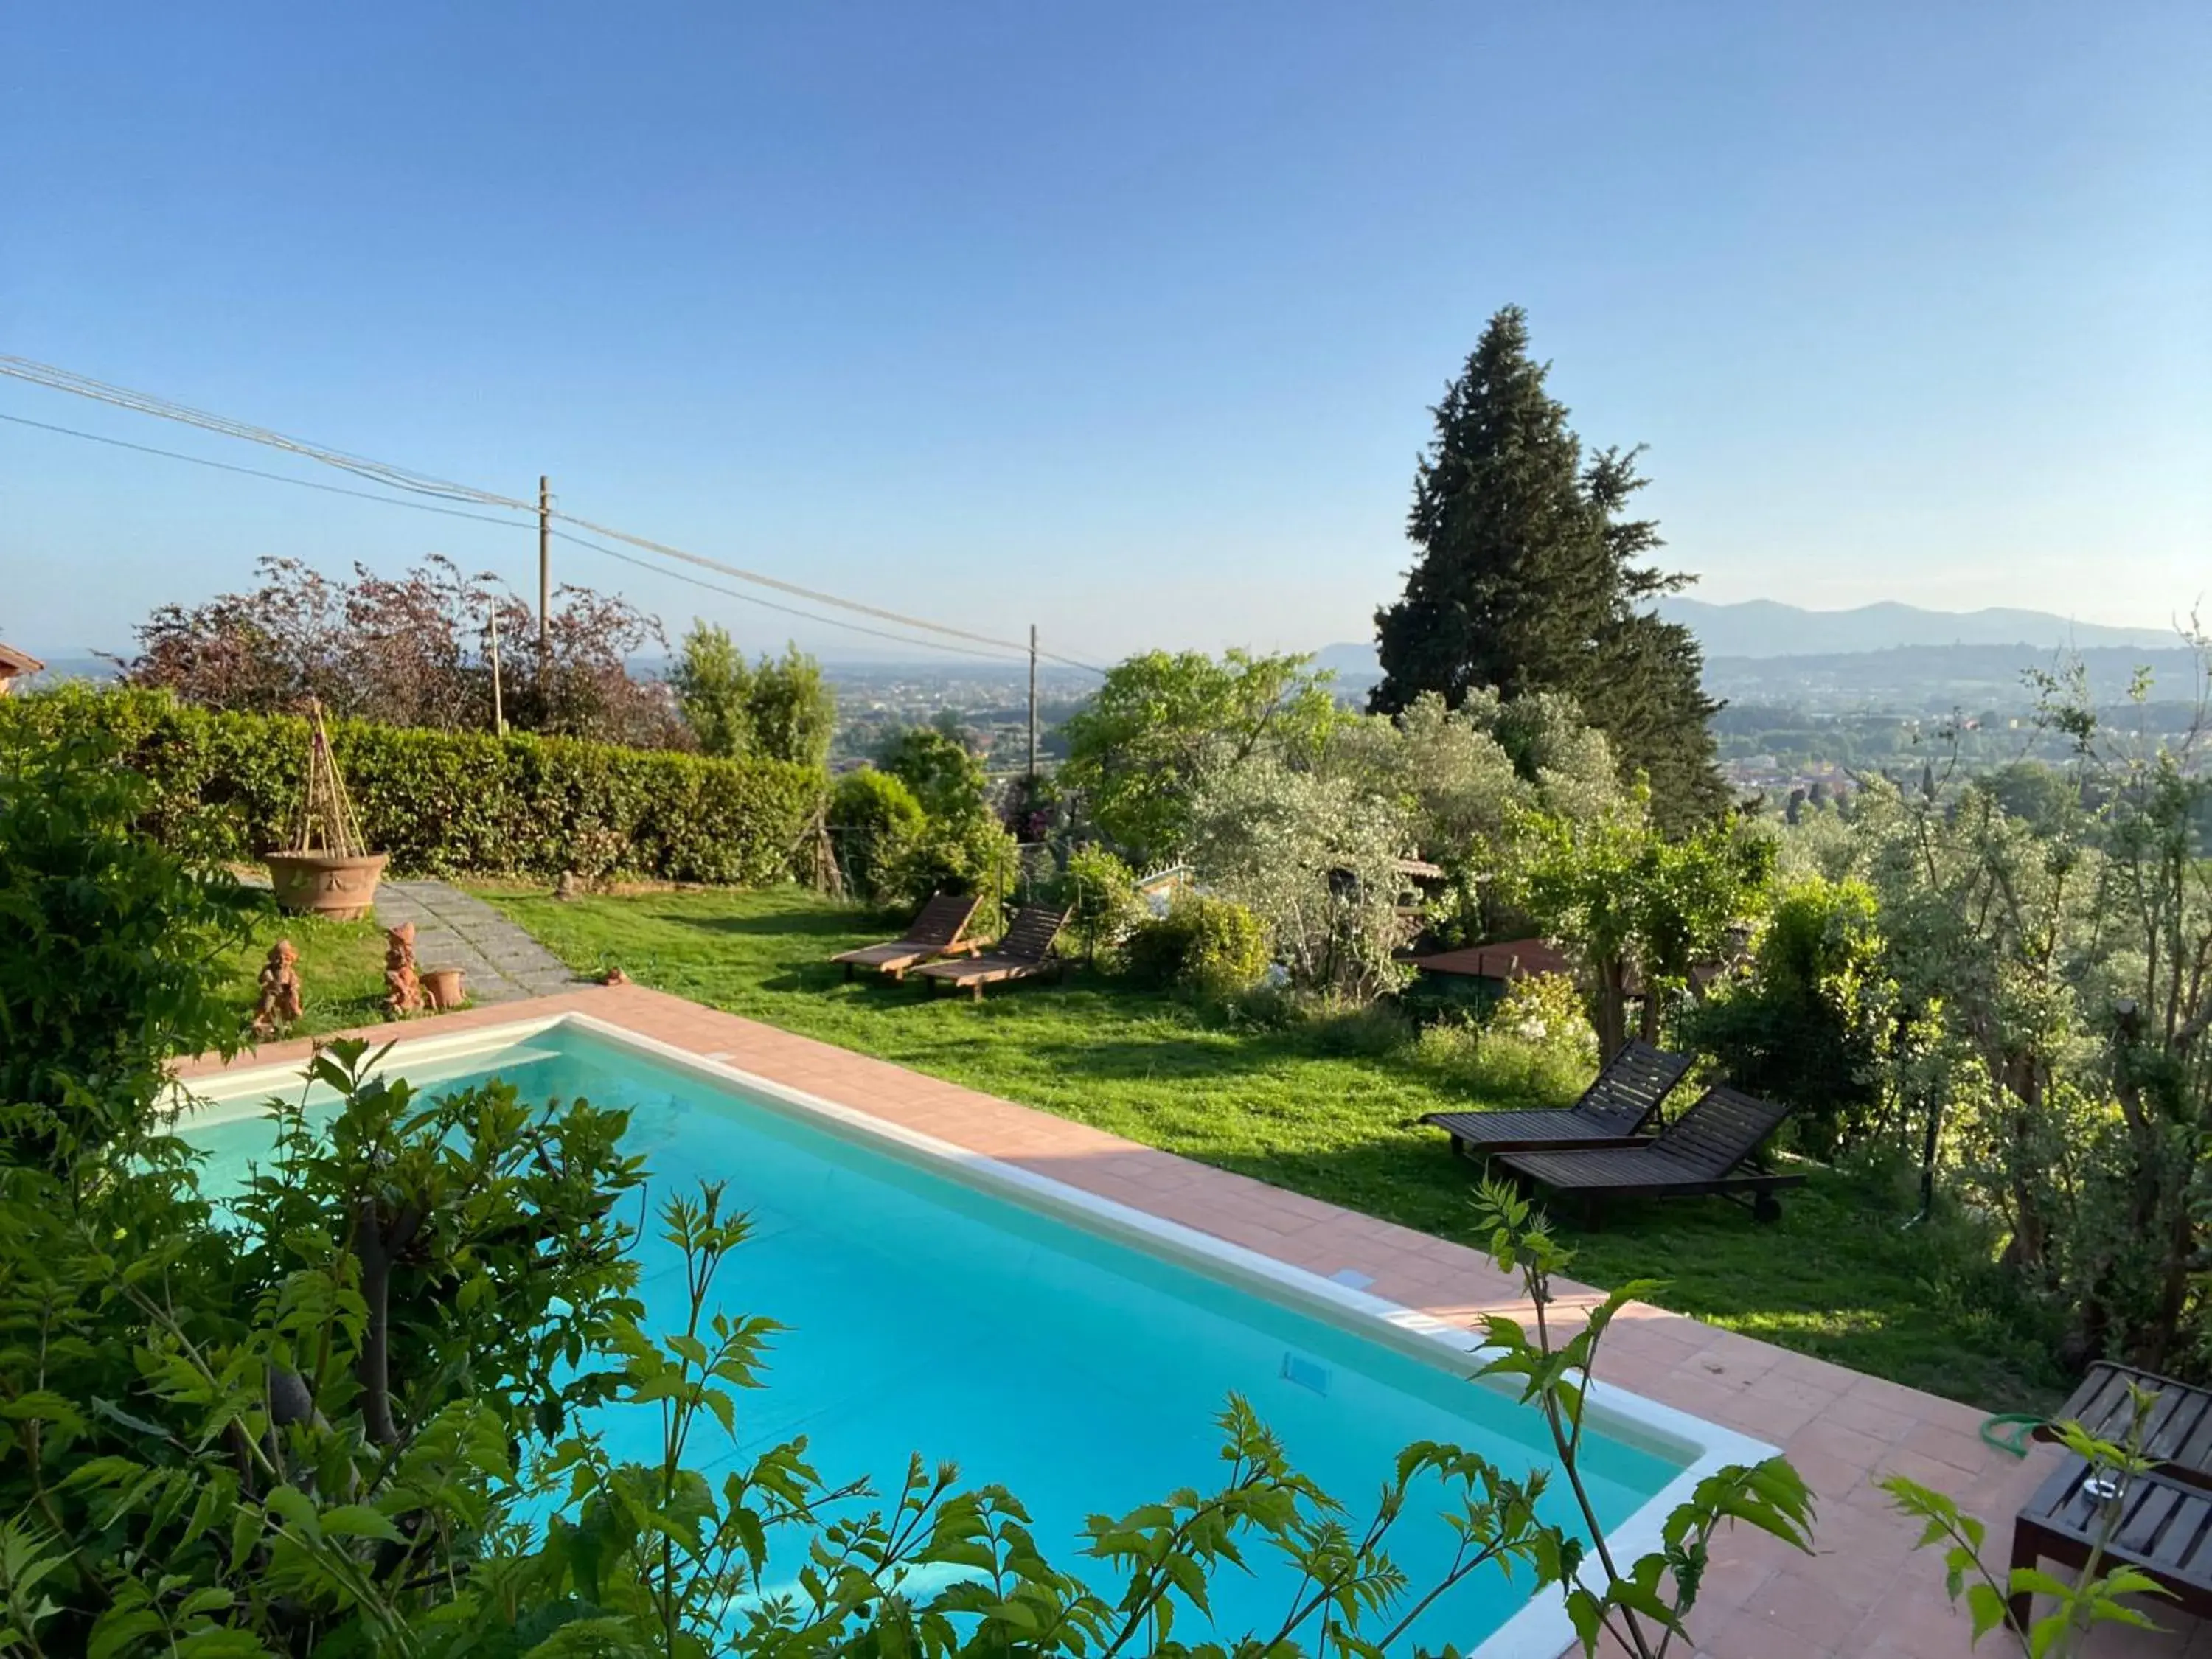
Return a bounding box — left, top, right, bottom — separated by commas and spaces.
1492, 1084, 1804, 1223
2010, 1455, 2212, 1629
914, 905, 1070, 1001
2008, 1363, 2212, 1630
1419, 1040, 1693, 1158
2036, 1362, 2212, 1486
829, 892, 983, 981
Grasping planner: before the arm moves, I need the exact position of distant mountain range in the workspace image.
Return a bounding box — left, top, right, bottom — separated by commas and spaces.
1315, 599, 2184, 680
1654, 598, 2183, 659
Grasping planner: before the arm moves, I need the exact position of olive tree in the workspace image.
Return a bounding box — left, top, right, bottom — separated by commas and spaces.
1186, 755, 1414, 998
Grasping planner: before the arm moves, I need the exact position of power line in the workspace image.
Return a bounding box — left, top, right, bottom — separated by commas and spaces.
0, 355, 1110, 674
0, 411, 537, 530
1, 404, 1075, 667
548, 529, 1034, 666
0, 357, 507, 506
2, 404, 1065, 669
545, 505, 1075, 662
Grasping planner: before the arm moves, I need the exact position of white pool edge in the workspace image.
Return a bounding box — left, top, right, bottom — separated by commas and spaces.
176, 1012, 1780, 1659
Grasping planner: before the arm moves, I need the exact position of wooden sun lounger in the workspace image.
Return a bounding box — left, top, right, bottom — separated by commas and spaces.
1492, 1084, 1804, 1224
914, 906, 1070, 1001
830, 892, 983, 981
2036, 1363, 2212, 1491
2011, 1455, 2212, 1630
1420, 1040, 1693, 1157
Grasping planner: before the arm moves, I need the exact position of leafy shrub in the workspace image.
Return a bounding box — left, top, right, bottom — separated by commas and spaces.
871, 809, 1021, 932
0, 725, 252, 1158
1686, 874, 1884, 1154
828, 765, 927, 902
1302, 993, 1413, 1057
1397, 967, 1498, 1027
1056, 844, 1144, 962
1124, 894, 1273, 997
1487, 971, 1601, 1074
0, 684, 824, 884
876, 723, 989, 821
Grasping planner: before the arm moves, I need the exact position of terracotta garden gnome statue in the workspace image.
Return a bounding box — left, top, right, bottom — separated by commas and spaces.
383, 922, 422, 1019
251, 939, 304, 1037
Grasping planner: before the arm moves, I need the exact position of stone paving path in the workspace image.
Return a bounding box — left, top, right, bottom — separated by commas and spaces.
375, 880, 576, 1006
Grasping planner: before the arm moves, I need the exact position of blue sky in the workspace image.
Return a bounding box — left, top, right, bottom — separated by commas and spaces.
3, 2, 2207, 663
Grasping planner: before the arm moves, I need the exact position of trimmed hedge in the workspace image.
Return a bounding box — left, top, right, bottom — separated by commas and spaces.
0, 686, 824, 885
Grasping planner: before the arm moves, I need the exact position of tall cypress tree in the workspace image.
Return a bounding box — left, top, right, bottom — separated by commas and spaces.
1371, 306, 1725, 827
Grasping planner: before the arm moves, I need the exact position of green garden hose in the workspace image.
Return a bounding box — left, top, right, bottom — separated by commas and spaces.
1981, 1413, 2042, 1458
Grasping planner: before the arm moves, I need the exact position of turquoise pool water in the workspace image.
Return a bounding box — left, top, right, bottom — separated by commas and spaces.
185, 1024, 1687, 1652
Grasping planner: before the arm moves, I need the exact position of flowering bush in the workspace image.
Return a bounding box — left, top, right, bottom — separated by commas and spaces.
1489, 970, 1600, 1074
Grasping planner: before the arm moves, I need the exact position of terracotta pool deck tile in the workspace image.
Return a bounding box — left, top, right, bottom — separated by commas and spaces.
173, 986, 2192, 1657
1828, 1391, 1927, 1445
1743, 1370, 1846, 1421
1782, 1444, 1879, 1509
1901, 1419, 2006, 1479
1744, 1562, 1874, 1649
1716, 1391, 1835, 1445
1683, 1329, 1789, 1381
1601, 1307, 1712, 1349
1793, 1415, 1899, 1477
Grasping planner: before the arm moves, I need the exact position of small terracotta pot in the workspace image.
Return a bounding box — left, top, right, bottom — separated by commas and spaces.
420, 967, 467, 1011
265, 850, 389, 920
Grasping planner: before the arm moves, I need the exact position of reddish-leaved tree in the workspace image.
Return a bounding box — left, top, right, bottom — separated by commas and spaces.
127, 554, 686, 748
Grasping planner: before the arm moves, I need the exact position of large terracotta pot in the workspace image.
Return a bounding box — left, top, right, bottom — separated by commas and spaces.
265, 850, 389, 921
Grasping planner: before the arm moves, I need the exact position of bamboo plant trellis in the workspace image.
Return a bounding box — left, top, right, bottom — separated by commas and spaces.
286, 700, 367, 856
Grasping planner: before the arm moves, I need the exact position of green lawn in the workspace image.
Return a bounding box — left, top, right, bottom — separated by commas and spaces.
215, 896, 394, 1037
476, 883, 2062, 1416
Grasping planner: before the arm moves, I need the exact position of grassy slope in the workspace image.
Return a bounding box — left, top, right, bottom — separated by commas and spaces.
478, 883, 2060, 1415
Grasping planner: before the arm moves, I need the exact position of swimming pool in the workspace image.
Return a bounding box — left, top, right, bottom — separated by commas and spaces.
178, 1013, 1771, 1657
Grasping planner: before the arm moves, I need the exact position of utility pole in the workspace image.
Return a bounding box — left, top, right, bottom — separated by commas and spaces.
536, 475, 551, 678
487, 599, 507, 736
1027, 624, 1039, 787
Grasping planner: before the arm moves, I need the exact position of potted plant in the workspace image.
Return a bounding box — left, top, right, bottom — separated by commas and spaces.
265, 700, 387, 919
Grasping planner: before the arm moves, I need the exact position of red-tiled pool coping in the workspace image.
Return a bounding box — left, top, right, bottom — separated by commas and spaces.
175, 985, 2194, 1658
